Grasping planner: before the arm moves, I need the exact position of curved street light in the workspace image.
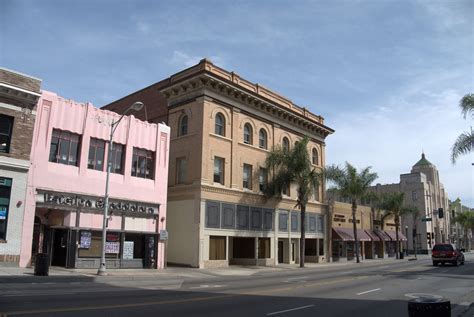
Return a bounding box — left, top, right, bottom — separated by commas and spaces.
98, 101, 144, 276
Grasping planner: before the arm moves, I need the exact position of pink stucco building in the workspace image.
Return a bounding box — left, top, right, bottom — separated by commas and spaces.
20, 90, 170, 269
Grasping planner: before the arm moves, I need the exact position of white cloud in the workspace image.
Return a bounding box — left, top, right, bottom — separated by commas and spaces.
326, 86, 473, 207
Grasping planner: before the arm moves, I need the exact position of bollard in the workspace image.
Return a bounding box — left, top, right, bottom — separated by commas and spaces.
408, 297, 451, 317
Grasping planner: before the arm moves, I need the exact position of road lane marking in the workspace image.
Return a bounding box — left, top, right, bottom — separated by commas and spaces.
267, 305, 315, 316
284, 276, 309, 282
1, 294, 237, 315
189, 285, 225, 289
356, 288, 381, 296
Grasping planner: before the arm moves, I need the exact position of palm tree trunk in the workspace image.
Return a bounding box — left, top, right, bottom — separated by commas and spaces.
395, 216, 400, 259
300, 204, 306, 268
352, 199, 360, 263
413, 226, 417, 259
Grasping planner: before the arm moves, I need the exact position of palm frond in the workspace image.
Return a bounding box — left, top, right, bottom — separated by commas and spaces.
451, 129, 474, 164
460, 93, 474, 119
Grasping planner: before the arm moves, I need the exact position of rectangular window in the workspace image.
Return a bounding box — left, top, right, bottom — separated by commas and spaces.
87, 138, 105, 171
0, 178, 12, 240
78, 231, 120, 259
282, 183, 290, 196
209, 236, 226, 260
176, 157, 187, 184
243, 164, 252, 189
131, 147, 155, 179
319, 239, 325, 256
313, 185, 320, 201
214, 157, 224, 185
110, 143, 125, 174
412, 191, 417, 202
0, 115, 14, 154
259, 168, 267, 192
49, 129, 81, 166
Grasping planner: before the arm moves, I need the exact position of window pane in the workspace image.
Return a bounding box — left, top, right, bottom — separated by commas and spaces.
180, 116, 188, 136
0, 179, 12, 240
131, 153, 138, 176
69, 140, 79, 166
49, 136, 59, 162
58, 139, 70, 164
111, 143, 124, 174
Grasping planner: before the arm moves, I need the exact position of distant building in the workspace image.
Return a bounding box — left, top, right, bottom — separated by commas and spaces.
0, 68, 41, 265
105, 59, 334, 268
370, 153, 451, 254
20, 90, 170, 269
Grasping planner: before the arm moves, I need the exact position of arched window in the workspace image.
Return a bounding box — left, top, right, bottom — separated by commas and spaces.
215, 113, 225, 136
312, 148, 319, 165
282, 137, 289, 151
259, 129, 267, 149
179, 115, 188, 136
243, 123, 252, 145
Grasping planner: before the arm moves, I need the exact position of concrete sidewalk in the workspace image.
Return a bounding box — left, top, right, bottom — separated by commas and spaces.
0, 255, 430, 283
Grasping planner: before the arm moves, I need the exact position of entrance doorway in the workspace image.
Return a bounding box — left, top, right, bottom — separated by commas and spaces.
278, 241, 284, 263
51, 229, 68, 266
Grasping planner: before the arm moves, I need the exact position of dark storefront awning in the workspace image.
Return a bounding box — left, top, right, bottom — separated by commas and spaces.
385, 230, 407, 241
332, 228, 372, 241
374, 229, 391, 241
365, 230, 381, 241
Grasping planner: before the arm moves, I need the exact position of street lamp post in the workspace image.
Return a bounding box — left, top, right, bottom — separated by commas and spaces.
97, 101, 144, 276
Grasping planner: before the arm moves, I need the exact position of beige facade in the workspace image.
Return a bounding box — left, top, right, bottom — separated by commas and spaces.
371, 153, 451, 253
105, 59, 334, 268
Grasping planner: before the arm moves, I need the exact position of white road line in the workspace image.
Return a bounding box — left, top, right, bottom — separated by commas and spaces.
267, 305, 315, 316
285, 276, 309, 281
357, 288, 381, 296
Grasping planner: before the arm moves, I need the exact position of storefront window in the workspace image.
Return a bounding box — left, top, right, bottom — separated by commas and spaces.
0, 178, 12, 240
123, 233, 145, 259
210, 236, 226, 260
78, 231, 120, 258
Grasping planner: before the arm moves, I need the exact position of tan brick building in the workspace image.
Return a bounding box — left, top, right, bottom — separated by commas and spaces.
105, 59, 334, 268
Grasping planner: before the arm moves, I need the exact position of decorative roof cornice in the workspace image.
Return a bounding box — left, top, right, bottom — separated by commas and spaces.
159, 59, 334, 138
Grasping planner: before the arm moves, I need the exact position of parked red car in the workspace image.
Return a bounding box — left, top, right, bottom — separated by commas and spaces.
432, 243, 465, 266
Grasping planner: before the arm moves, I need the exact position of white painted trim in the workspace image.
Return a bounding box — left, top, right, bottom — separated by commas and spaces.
0, 102, 38, 114
0, 83, 41, 97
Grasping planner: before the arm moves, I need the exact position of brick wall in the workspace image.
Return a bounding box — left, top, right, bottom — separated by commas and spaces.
0, 101, 36, 161
0, 68, 41, 93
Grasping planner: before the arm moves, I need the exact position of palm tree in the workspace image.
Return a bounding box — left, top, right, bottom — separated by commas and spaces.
325, 163, 378, 263
265, 136, 322, 268
379, 192, 417, 259
453, 211, 474, 250
451, 93, 474, 164
402, 205, 421, 258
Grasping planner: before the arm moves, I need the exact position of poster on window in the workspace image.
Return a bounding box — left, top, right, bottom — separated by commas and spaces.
122, 241, 134, 260
0, 207, 6, 220
79, 231, 92, 249
105, 242, 120, 254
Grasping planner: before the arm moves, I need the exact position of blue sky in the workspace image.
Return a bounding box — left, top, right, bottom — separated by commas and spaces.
2, 0, 473, 206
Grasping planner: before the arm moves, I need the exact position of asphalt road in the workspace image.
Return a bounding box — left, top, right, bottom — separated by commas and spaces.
1, 254, 473, 317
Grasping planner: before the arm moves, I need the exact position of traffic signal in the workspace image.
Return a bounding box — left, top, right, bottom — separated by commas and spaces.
438, 208, 444, 218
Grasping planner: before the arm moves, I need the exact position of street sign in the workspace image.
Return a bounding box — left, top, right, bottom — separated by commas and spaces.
422, 217, 432, 222
159, 229, 168, 241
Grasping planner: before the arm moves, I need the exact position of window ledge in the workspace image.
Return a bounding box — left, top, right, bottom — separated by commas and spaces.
209, 133, 232, 142
238, 142, 269, 153
0, 240, 7, 244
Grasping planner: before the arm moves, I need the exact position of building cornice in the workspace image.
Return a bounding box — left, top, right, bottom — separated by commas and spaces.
159, 59, 335, 139
0, 83, 41, 107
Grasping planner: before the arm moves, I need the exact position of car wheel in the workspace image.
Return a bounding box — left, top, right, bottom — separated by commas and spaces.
433, 261, 437, 266
453, 260, 458, 266
441, 262, 445, 266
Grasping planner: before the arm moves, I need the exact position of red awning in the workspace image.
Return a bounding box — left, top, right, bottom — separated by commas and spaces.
385, 230, 407, 241
333, 228, 354, 241
332, 228, 372, 241
365, 230, 381, 241
374, 229, 391, 241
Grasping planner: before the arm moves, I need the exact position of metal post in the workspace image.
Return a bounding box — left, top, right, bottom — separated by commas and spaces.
98, 123, 114, 276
